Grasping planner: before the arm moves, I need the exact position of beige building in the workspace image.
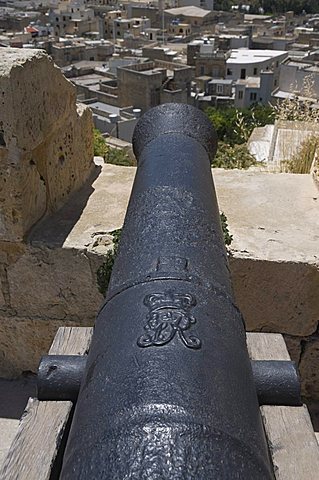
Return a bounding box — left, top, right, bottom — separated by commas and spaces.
51, 39, 114, 66
117, 60, 194, 112
104, 11, 150, 40
164, 6, 214, 29
187, 40, 228, 78
49, 0, 98, 37
168, 22, 191, 38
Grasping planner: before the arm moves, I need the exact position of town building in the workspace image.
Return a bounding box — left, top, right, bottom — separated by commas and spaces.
117, 60, 194, 111
51, 37, 114, 66
272, 57, 319, 103
234, 70, 274, 108
187, 39, 229, 78
164, 6, 214, 30
226, 49, 288, 81
48, 0, 97, 37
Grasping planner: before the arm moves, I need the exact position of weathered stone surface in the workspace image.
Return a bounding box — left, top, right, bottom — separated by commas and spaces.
312, 152, 319, 190
7, 246, 103, 322
284, 335, 302, 365
230, 258, 319, 336
0, 48, 94, 242
300, 338, 319, 400
0, 281, 5, 308
0, 49, 75, 150
0, 316, 76, 377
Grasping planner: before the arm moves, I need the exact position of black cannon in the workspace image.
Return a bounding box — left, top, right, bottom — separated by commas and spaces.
38, 103, 301, 479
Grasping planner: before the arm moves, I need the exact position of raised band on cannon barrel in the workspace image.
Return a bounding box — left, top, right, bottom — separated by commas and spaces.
38, 104, 301, 479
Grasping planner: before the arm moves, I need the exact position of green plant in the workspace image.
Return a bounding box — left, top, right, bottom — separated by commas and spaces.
106, 147, 135, 166
205, 105, 275, 146
220, 212, 233, 247
212, 142, 257, 169
96, 213, 233, 296
93, 128, 108, 158
96, 229, 122, 296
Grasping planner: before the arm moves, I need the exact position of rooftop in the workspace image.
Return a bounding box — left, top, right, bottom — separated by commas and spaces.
227, 49, 287, 64
164, 6, 211, 18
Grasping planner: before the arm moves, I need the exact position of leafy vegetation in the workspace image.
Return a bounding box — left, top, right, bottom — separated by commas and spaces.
96, 229, 122, 297
93, 128, 108, 158
205, 105, 274, 169
213, 142, 257, 169
93, 127, 135, 166
206, 105, 275, 146
97, 214, 233, 296
107, 147, 134, 166
220, 212, 233, 247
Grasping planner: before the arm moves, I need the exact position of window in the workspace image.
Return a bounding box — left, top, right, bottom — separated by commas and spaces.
216, 84, 223, 94
238, 90, 243, 99
240, 68, 246, 79
227, 68, 232, 76
250, 92, 257, 101
253, 67, 257, 75
200, 66, 205, 75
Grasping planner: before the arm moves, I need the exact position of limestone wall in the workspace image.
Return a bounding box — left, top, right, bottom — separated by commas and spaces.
0, 49, 94, 242
0, 48, 96, 373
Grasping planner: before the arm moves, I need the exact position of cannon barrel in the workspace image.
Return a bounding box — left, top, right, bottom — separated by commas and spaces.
59, 103, 274, 479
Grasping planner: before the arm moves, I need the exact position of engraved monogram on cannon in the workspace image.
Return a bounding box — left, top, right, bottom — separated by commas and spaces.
137, 291, 201, 349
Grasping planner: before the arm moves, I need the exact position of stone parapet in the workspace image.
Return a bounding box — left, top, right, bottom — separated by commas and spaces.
1, 164, 319, 405
0, 48, 94, 242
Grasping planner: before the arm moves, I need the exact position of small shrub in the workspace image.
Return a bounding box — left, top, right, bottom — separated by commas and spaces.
206, 105, 275, 146
220, 212, 233, 247
212, 142, 257, 169
93, 128, 108, 158
106, 148, 134, 166
96, 229, 121, 297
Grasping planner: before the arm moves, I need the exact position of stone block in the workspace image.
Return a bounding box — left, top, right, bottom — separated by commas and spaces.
283, 335, 302, 365
0, 48, 94, 242
299, 338, 319, 400
0, 316, 75, 377
0, 49, 75, 150
7, 246, 103, 322
230, 257, 319, 337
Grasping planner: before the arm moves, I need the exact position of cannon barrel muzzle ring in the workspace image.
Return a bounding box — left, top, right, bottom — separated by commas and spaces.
132, 103, 218, 164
